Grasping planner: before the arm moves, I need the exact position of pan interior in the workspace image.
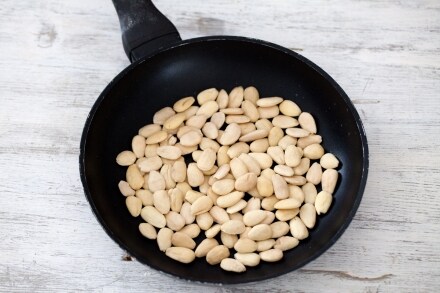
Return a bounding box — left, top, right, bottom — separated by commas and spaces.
81, 37, 367, 284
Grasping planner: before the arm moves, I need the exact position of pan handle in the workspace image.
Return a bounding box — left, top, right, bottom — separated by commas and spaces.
112, 0, 181, 62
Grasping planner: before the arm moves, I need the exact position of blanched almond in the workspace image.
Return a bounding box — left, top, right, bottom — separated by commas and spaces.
248, 224, 272, 241
278, 135, 297, 150
166, 211, 185, 231
244, 86, 259, 104
320, 153, 340, 169
297, 134, 322, 149
284, 175, 307, 185
234, 238, 257, 253
241, 100, 260, 122
196, 212, 214, 230
267, 146, 285, 165
269, 221, 290, 238
126, 196, 142, 217
272, 174, 289, 199
141, 206, 166, 228
221, 232, 238, 248
118, 180, 135, 196
180, 224, 201, 238
146, 130, 168, 144
217, 191, 245, 208
139, 124, 161, 138
228, 86, 244, 108
156, 146, 181, 160
285, 145, 303, 168
195, 238, 219, 257
226, 199, 247, 214
302, 182, 317, 204
322, 169, 338, 193
274, 236, 299, 251
306, 162, 322, 185
164, 113, 186, 130
289, 185, 305, 203
256, 176, 274, 197
315, 191, 333, 215
268, 127, 284, 146
197, 100, 219, 117
206, 245, 230, 265
153, 190, 170, 214
256, 97, 283, 107
219, 123, 241, 145
205, 224, 221, 238
300, 203, 316, 228
274, 198, 302, 209
216, 89, 229, 109
175, 143, 197, 155
191, 196, 213, 216
187, 163, 205, 187
138, 156, 162, 172
230, 158, 248, 179
290, 217, 309, 240
197, 88, 218, 105
293, 158, 310, 176
209, 206, 230, 224
197, 148, 216, 171
249, 153, 273, 169
136, 189, 153, 206
148, 171, 165, 192
171, 161, 186, 183
275, 208, 299, 221
139, 223, 157, 239
153, 107, 175, 125
286, 127, 310, 138
186, 115, 209, 129
272, 115, 299, 128
183, 105, 199, 119
212, 179, 235, 195
239, 153, 261, 175
213, 164, 230, 180
180, 202, 195, 224
243, 210, 267, 227
258, 106, 279, 119
116, 151, 136, 166
279, 100, 301, 116
274, 165, 294, 177
235, 173, 258, 192
260, 249, 283, 262
243, 197, 261, 214
221, 220, 246, 234
173, 96, 195, 112
220, 258, 246, 273
239, 129, 269, 142
165, 247, 195, 264
126, 164, 144, 190
261, 195, 279, 211
172, 232, 196, 249
303, 143, 324, 160
255, 119, 273, 131
250, 138, 269, 152
235, 252, 260, 267
298, 112, 317, 133
221, 108, 244, 115
226, 115, 250, 124
217, 146, 230, 166
256, 239, 276, 252
157, 227, 173, 251
202, 122, 218, 139
227, 142, 250, 158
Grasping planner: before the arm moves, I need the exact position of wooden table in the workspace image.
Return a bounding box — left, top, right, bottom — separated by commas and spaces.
1, 0, 439, 291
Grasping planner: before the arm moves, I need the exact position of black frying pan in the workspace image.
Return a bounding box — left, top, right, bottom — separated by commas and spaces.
80, 0, 368, 284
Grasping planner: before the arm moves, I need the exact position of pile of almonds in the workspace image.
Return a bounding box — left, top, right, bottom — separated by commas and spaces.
116, 86, 339, 273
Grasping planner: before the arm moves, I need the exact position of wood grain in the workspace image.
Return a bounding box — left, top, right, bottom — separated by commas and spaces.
0, 0, 439, 292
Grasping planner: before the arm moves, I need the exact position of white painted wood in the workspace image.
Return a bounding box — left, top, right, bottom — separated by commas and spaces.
0, 0, 439, 291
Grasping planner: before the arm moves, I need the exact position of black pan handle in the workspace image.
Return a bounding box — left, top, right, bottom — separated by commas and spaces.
112, 0, 182, 62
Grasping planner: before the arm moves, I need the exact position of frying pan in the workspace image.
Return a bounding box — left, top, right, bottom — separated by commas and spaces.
79, 0, 369, 284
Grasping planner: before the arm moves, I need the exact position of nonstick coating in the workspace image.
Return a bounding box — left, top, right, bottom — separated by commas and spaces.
80, 36, 368, 284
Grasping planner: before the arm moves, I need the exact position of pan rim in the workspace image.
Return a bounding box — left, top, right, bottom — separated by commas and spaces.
79, 35, 369, 284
